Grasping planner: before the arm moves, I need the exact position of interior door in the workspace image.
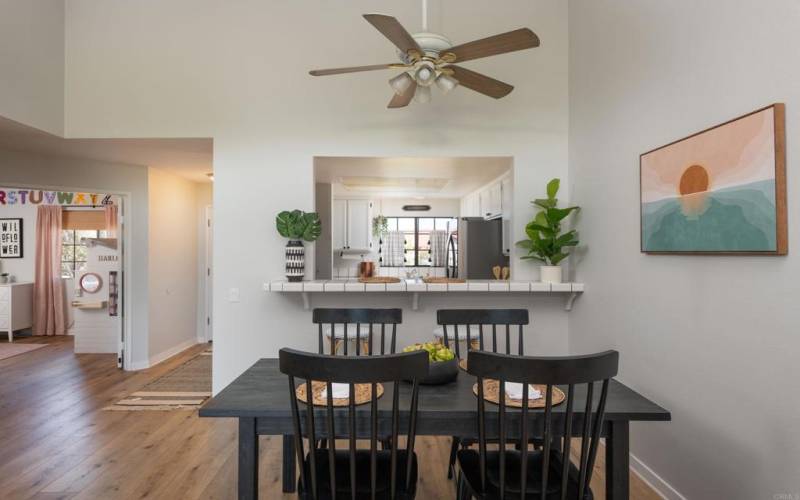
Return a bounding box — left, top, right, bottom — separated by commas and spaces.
346, 200, 371, 251
332, 199, 347, 249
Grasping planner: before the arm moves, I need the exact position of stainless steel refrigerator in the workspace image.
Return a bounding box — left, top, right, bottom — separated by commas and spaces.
449, 217, 509, 279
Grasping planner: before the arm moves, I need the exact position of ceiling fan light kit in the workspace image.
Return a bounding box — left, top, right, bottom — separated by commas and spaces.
389, 72, 414, 95
413, 85, 432, 104
309, 4, 540, 109
435, 73, 459, 94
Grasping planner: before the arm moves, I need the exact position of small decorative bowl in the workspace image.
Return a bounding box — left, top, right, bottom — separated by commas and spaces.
419, 358, 459, 385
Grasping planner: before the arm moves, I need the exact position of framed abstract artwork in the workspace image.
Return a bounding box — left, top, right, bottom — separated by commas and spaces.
640, 104, 786, 254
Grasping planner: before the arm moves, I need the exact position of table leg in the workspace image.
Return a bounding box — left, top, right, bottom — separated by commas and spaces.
605, 420, 630, 500
238, 418, 259, 500
282, 434, 296, 493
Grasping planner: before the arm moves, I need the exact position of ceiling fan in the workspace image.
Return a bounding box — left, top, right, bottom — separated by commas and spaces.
308, 4, 540, 108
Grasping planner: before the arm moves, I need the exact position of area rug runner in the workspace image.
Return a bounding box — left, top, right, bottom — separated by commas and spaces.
0, 343, 46, 361
104, 348, 212, 411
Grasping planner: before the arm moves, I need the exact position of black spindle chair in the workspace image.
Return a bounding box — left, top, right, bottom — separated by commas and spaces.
437, 309, 530, 479
313, 308, 402, 356
457, 350, 619, 500
279, 348, 429, 500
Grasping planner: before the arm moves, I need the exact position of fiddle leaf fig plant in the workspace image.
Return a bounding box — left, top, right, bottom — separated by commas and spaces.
276, 210, 322, 242
516, 178, 580, 266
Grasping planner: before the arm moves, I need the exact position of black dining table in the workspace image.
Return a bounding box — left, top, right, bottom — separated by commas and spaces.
200, 359, 670, 500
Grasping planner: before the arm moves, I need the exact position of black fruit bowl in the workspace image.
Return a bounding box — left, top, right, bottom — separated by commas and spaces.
420, 358, 459, 385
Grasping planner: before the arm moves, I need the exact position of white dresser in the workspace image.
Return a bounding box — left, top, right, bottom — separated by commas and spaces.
0, 282, 34, 342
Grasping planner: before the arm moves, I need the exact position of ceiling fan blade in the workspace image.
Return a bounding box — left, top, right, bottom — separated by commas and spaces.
448, 65, 513, 99
387, 80, 418, 108
309, 64, 400, 76
445, 28, 540, 63
363, 14, 423, 59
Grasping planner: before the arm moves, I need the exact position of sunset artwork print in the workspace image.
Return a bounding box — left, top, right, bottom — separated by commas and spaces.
640, 104, 786, 254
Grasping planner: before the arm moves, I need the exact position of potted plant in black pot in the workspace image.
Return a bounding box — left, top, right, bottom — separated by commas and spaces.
275, 210, 321, 282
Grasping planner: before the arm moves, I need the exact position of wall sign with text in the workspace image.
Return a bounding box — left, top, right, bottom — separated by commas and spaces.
0, 189, 114, 206
0, 218, 23, 258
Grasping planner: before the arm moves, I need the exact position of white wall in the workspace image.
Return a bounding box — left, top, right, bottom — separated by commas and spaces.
0, 147, 150, 364
0, 0, 65, 135
147, 167, 202, 362
569, 1, 800, 498
62, 0, 571, 392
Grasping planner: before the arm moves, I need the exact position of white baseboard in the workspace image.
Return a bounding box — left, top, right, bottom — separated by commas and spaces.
629, 451, 686, 500
127, 338, 200, 371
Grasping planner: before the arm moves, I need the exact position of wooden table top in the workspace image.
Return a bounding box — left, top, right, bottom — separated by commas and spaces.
200, 359, 671, 429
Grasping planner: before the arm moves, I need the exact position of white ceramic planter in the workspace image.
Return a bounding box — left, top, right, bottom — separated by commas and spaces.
539, 265, 562, 284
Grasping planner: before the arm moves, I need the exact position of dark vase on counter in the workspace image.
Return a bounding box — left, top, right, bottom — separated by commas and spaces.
285, 240, 305, 282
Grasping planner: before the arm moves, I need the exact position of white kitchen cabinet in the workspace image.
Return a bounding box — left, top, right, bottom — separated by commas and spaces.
460, 192, 480, 217
501, 176, 513, 219
332, 199, 347, 250
479, 182, 502, 220
346, 199, 371, 251
479, 190, 489, 218
333, 199, 372, 251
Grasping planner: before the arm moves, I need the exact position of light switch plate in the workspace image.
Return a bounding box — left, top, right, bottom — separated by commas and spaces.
228, 288, 240, 302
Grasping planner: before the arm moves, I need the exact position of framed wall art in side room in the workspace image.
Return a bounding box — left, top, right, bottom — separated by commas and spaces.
640, 103, 786, 255
0, 218, 23, 258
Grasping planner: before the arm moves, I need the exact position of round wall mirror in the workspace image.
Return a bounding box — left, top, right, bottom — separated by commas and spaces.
79, 273, 103, 294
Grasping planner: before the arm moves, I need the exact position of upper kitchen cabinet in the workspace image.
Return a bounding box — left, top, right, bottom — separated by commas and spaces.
483, 182, 503, 219
332, 199, 347, 250
460, 192, 480, 217
333, 198, 372, 251
463, 174, 510, 221
501, 176, 513, 220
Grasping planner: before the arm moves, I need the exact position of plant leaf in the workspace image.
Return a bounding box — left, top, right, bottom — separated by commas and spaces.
525, 222, 553, 235
533, 198, 557, 209
301, 212, 322, 241
550, 253, 568, 265
546, 178, 560, 200
275, 210, 296, 238
547, 206, 580, 223
515, 239, 533, 249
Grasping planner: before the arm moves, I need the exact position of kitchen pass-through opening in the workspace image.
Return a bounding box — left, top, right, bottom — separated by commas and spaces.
313, 156, 513, 281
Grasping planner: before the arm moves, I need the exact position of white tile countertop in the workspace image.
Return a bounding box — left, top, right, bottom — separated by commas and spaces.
265, 279, 584, 311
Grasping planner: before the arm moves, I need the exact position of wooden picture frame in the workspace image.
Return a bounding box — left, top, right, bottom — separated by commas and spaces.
0, 218, 23, 258
640, 103, 786, 255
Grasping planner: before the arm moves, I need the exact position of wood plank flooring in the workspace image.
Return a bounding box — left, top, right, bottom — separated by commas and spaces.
0, 336, 662, 499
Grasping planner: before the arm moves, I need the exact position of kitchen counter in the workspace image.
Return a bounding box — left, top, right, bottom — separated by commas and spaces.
266, 279, 584, 311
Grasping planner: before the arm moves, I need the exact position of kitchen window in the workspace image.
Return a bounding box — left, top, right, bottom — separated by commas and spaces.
61, 230, 100, 278
381, 217, 457, 266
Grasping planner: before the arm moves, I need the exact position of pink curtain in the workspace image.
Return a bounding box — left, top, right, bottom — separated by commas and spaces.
104, 204, 118, 236
33, 205, 66, 336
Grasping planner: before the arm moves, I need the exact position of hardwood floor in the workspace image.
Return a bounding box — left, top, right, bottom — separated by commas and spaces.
0, 336, 661, 499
